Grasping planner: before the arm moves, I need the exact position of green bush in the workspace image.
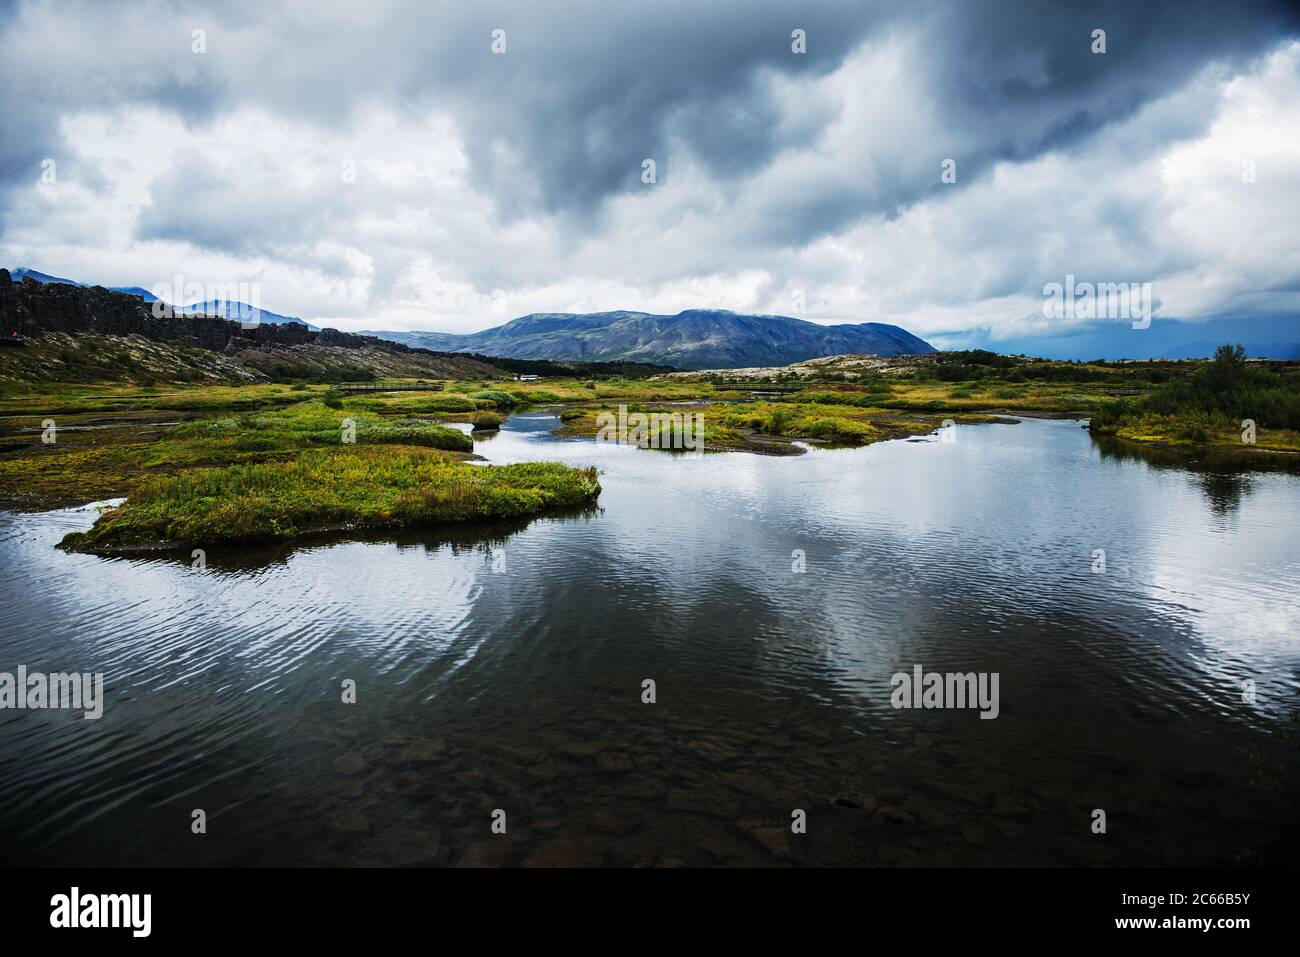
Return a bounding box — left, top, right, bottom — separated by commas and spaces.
344, 394, 476, 414
361, 419, 473, 452
1099, 344, 1300, 432
511, 389, 564, 403
470, 389, 519, 409
763, 408, 796, 434
804, 417, 875, 442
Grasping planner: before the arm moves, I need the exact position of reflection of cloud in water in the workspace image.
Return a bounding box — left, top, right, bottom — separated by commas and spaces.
3, 413, 1300, 864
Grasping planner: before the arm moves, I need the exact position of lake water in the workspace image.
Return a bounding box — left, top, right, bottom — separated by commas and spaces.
1, 413, 1297, 866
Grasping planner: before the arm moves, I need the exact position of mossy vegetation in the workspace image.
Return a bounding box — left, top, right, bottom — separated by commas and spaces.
0, 398, 472, 509
178, 402, 474, 452
468, 410, 503, 430
553, 399, 1005, 452
1091, 345, 1300, 453
59, 450, 600, 553
4, 347, 1296, 522
338, 393, 478, 415
509, 389, 565, 403
0, 381, 322, 417
549, 348, 1300, 456
468, 389, 519, 409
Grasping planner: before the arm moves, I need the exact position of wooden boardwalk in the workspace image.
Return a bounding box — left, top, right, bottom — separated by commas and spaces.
337, 379, 445, 394
715, 383, 804, 396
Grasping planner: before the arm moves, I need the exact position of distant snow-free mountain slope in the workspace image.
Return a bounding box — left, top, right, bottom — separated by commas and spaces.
367, 309, 935, 370
12, 267, 161, 302
10, 268, 315, 328
12, 268, 78, 285
179, 299, 318, 331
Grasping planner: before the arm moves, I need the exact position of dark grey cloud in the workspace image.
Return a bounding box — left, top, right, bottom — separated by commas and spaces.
935, 0, 1298, 149
742, 0, 1300, 244
0, 0, 227, 234
1, 0, 1297, 342
2, 0, 1295, 233
417, 0, 1298, 233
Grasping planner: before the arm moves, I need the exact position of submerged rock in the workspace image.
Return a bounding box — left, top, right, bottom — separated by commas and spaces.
388, 828, 443, 865
397, 739, 445, 764
558, 739, 609, 759
595, 751, 634, 773
699, 835, 745, 861
333, 752, 367, 776
333, 810, 371, 834
737, 819, 794, 860
526, 760, 572, 780
666, 790, 735, 819
522, 837, 604, 868
588, 810, 641, 835
457, 840, 513, 868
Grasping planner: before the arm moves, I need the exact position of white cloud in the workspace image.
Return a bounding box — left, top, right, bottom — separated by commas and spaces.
0, 4, 1296, 345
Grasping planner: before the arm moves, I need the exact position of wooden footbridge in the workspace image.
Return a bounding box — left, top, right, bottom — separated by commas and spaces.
715, 382, 804, 397
337, 379, 445, 394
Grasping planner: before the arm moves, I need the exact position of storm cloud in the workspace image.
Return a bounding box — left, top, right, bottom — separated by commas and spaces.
1, 0, 1297, 351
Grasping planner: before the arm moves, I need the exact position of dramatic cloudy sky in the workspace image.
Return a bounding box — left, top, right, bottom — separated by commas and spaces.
1, 0, 1298, 355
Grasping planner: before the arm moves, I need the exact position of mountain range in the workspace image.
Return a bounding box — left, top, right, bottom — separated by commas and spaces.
10, 268, 316, 330
365, 309, 935, 370
11, 269, 935, 368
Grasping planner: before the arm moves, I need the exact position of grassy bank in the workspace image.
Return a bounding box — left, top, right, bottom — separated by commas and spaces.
4, 349, 1296, 516
59, 449, 600, 552
555, 399, 1009, 452
1090, 346, 1300, 454
177, 401, 474, 453
0, 381, 324, 417
0, 398, 472, 509
712, 401, 1008, 446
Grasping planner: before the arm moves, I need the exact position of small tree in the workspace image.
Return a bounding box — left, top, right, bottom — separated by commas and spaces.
1207, 343, 1248, 393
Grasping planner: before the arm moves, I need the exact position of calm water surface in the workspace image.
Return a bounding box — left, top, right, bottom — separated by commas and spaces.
1, 414, 1298, 866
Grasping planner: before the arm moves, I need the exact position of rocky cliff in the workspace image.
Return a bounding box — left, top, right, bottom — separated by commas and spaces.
0, 269, 500, 382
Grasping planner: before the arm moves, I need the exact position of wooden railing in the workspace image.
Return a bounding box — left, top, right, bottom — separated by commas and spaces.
714, 382, 804, 395
336, 379, 445, 394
